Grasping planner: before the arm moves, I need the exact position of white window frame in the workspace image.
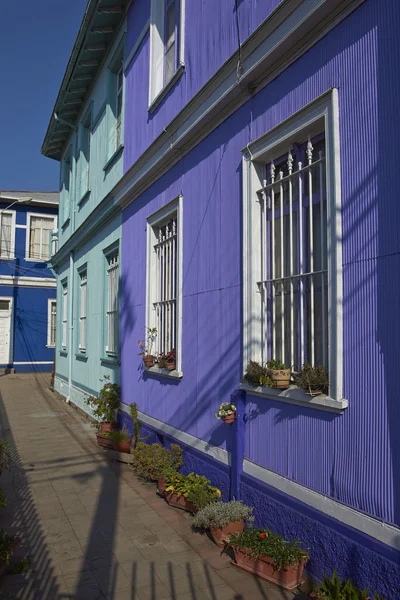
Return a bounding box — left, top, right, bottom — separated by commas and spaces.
105, 249, 119, 356
0, 297, 14, 365
149, 0, 185, 107
78, 269, 87, 352
0, 210, 16, 260
146, 196, 183, 376
242, 89, 346, 409
61, 281, 68, 350
25, 212, 57, 262
47, 299, 57, 348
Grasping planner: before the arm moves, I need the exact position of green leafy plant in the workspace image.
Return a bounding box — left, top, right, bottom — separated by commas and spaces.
109, 426, 130, 443
215, 402, 236, 419
137, 327, 157, 357
0, 441, 11, 472
296, 364, 329, 395
0, 531, 17, 566
165, 472, 221, 509
192, 501, 254, 530
9, 556, 30, 575
132, 442, 183, 481
130, 402, 148, 449
0, 489, 7, 509
85, 375, 120, 424
242, 361, 275, 388
315, 570, 370, 600
228, 527, 308, 572
266, 359, 288, 370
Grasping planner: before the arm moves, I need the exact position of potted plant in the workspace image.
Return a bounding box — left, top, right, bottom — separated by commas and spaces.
0, 530, 21, 582
95, 430, 113, 449
0, 442, 11, 476
242, 361, 275, 388
132, 442, 183, 482
138, 327, 157, 368
165, 472, 221, 513
296, 364, 329, 396
165, 349, 176, 371
310, 570, 371, 599
192, 501, 254, 547
228, 527, 309, 590
109, 426, 131, 453
85, 375, 121, 439
266, 359, 291, 389
216, 402, 236, 424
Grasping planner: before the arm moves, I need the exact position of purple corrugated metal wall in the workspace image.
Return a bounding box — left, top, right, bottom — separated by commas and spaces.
122, 0, 400, 528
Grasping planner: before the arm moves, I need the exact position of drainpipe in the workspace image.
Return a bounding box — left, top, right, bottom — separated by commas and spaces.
67, 251, 74, 403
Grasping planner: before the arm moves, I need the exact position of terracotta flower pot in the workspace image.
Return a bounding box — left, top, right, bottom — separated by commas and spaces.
100, 422, 117, 433
158, 478, 167, 495
232, 548, 306, 591
210, 519, 244, 547
96, 432, 113, 449
144, 355, 155, 368
166, 492, 198, 513
221, 412, 236, 424
114, 440, 131, 454
270, 369, 291, 389
167, 361, 176, 371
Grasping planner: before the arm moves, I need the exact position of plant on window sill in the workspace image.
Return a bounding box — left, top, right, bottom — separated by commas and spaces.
156, 349, 176, 371
242, 361, 277, 389
138, 327, 157, 367
295, 364, 329, 397
266, 359, 291, 389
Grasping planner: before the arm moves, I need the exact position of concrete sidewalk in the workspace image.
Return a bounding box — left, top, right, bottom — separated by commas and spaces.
0, 373, 305, 599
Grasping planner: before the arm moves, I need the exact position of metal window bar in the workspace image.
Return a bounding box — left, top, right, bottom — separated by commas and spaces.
153, 216, 177, 357
257, 140, 328, 370
79, 273, 87, 351
107, 253, 119, 354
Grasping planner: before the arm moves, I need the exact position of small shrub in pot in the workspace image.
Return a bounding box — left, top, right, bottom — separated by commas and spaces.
296, 364, 329, 396
165, 472, 221, 512
85, 375, 120, 430
132, 442, 183, 481
242, 361, 275, 388
109, 426, 131, 453
192, 501, 254, 546
138, 327, 158, 367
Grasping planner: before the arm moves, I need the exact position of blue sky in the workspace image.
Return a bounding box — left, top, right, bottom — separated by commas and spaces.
0, 1, 85, 192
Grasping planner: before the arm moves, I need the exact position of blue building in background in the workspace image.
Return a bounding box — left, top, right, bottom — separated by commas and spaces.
0, 191, 58, 373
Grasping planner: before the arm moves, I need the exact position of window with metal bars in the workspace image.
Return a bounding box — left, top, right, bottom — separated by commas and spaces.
257, 135, 328, 372
106, 250, 119, 355
79, 270, 87, 352
62, 282, 68, 349
48, 300, 56, 347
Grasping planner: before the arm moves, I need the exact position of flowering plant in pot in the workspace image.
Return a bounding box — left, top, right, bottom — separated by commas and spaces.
242, 361, 275, 388
85, 375, 120, 437
109, 426, 131, 453
138, 327, 157, 368
0, 442, 11, 475
216, 402, 236, 424
228, 527, 309, 590
192, 501, 254, 547
165, 472, 221, 513
310, 570, 372, 600
296, 364, 329, 397
266, 359, 291, 389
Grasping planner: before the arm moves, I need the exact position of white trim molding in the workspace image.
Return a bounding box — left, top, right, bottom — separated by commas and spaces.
14, 361, 53, 365
242, 89, 346, 408
47, 298, 57, 348
114, 0, 365, 210
240, 383, 348, 412
120, 403, 230, 466
243, 459, 400, 551
0, 275, 56, 288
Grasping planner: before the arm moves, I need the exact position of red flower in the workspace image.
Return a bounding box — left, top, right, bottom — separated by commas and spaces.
259, 532, 267, 539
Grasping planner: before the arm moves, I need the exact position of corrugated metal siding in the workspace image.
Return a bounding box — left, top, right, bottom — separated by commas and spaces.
122, 0, 400, 527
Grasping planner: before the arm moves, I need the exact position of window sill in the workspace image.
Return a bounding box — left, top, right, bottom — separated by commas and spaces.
240, 383, 348, 413
61, 217, 70, 230
103, 144, 124, 172
101, 355, 120, 366
25, 258, 47, 263
0, 255, 14, 260
46, 344, 55, 349
75, 353, 88, 362
144, 365, 183, 380
59, 350, 68, 357
77, 190, 90, 207
148, 63, 185, 114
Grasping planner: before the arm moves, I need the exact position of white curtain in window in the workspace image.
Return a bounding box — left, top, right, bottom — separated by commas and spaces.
0, 214, 12, 258
30, 216, 54, 260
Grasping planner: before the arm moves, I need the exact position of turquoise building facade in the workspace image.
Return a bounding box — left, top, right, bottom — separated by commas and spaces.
42, 5, 128, 409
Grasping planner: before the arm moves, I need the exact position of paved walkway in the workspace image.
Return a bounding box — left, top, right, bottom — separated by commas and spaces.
0, 373, 306, 600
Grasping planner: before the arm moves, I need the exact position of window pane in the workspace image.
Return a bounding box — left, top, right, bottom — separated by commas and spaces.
154, 216, 177, 357
165, 43, 175, 84
165, 1, 176, 48
0, 213, 12, 258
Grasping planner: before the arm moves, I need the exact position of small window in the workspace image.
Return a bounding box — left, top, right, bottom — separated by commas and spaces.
79, 112, 91, 199
0, 212, 15, 259
106, 250, 119, 355
27, 214, 56, 261
79, 270, 87, 352
147, 197, 182, 372
62, 282, 68, 349
47, 300, 57, 347
149, 0, 184, 105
